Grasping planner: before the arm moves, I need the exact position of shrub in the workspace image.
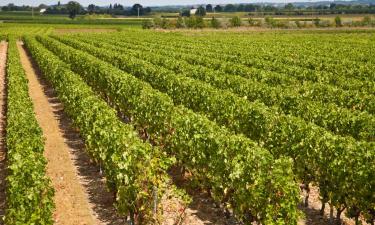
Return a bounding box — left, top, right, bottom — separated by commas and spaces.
335, 16, 342, 27
230, 16, 242, 27
176, 16, 185, 28
142, 19, 153, 29
210, 17, 221, 28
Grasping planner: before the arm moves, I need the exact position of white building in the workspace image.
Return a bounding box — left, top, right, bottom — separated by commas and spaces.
190, 8, 197, 15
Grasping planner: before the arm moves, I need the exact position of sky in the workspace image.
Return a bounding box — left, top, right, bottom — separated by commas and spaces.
0, 0, 321, 7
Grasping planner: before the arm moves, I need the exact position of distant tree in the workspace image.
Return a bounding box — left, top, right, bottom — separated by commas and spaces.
206, 4, 213, 12
335, 16, 342, 27
224, 4, 236, 12
66, 1, 82, 19
88, 4, 95, 14
214, 5, 223, 12
229, 16, 241, 27
38, 4, 48, 9
210, 17, 221, 28
57, 1, 61, 6
180, 9, 190, 17
113, 3, 124, 10
284, 3, 294, 10
244, 4, 258, 12
131, 3, 143, 16
263, 5, 277, 11
144, 7, 151, 14
195, 6, 206, 16
237, 4, 245, 11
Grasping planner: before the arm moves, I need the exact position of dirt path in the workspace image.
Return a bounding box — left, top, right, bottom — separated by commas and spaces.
16, 41, 123, 225
0, 41, 8, 224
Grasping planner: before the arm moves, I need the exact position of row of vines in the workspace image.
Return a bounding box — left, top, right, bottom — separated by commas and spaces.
33, 30, 374, 224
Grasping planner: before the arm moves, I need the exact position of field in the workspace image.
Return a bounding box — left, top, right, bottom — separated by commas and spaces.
0, 24, 373, 225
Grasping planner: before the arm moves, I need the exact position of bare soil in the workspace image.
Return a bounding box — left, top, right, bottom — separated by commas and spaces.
298, 186, 369, 225
0, 41, 8, 225
17, 41, 126, 225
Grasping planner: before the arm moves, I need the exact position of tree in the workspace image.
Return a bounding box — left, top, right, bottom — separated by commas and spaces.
210, 17, 221, 28
180, 9, 190, 17
66, 1, 81, 19
244, 4, 257, 12
57, 1, 61, 6
195, 6, 206, 17
224, 4, 236, 12
230, 16, 241, 27
206, 4, 213, 12
88, 4, 95, 14
131, 3, 143, 16
335, 16, 342, 27
284, 3, 294, 10
214, 5, 223, 12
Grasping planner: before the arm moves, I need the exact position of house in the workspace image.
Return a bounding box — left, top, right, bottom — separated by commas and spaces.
190, 8, 197, 15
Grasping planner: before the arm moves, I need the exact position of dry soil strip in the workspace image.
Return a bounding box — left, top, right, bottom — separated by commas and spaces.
17, 41, 99, 225
0, 41, 8, 224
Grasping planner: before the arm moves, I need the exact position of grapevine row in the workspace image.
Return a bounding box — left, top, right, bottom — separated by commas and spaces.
102, 33, 373, 113
5, 38, 54, 224
116, 32, 373, 92
40, 35, 375, 223
136, 32, 374, 83
33, 35, 301, 224
23, 36, 170, 224
74, 35, 374, 141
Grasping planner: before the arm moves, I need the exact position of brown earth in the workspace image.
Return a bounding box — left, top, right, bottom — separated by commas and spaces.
17, 41, 126, 225
0, 41, 8, 224
298, 186, 369, 225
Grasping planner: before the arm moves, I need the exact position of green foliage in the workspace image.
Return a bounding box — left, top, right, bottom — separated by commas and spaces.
335, 16, 342, 27
176, 17, 185, 28
210, 17, 221, 28
24, 36, 171, 223
5, 38, 54, 224
195, 6, 206, 17
362, 16, 371, 25
38, 35, 301, 224
248, 17, 256, 26
142, 19, 153, 29
229, 16, 242, 27
195, 16, 205, 28
50, 32, 375, 223
66, 1, 82, 19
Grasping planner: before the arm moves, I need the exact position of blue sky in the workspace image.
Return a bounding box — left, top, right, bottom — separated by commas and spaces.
0, 0, 314, 7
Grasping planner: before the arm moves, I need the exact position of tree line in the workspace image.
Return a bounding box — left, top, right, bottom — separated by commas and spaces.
1, 2, 152, 19
179, 3, 375, 17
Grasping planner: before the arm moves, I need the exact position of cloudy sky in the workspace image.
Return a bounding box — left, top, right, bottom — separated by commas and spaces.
0, 0, 315, 7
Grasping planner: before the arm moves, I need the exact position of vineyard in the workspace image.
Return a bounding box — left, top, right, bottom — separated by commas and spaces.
0, 29, 373, 225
